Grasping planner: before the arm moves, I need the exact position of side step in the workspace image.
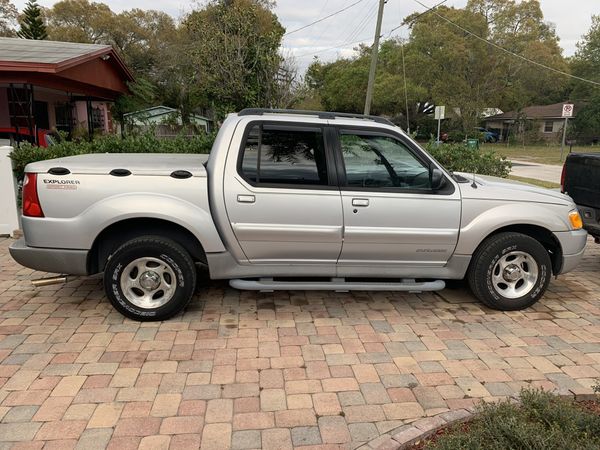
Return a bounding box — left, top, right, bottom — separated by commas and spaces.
229, 278, 445, 293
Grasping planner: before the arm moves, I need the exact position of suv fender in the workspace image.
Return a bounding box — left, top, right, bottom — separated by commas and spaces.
455, 203, 571, 255
22, 193, 226, 253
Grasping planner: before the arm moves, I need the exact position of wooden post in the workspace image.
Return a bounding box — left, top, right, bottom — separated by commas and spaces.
364, 0, 386, 115
560, 117, 568, 162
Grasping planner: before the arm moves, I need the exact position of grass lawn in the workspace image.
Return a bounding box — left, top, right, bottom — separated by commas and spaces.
481, 143, 600, 165
508, 175, 560, 189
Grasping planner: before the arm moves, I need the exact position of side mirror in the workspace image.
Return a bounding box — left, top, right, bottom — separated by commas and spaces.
430, 167, 446, 191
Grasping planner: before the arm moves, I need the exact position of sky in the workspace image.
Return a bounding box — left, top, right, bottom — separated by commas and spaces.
16, 0, 600, 73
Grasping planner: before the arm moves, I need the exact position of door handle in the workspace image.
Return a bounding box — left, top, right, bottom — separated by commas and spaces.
237, 194, 255, 204
352, 198, 369, 207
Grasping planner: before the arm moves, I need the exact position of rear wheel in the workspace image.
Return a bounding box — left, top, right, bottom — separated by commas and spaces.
468, 232, 551, 310
103, 236, 196, 321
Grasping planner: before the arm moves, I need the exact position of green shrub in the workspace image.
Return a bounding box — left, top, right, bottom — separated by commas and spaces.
425, 389, 600, 450
9, 132, 510, 181
9, 132, 216, 180
426, 142, 511, 178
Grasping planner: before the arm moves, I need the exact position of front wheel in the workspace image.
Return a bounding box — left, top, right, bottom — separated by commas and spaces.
103, 236, 197, 321
467, 232, 551, 310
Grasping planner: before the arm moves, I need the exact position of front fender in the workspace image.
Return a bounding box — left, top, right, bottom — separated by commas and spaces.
454, 201, 572, 255
22, 193, 226, 253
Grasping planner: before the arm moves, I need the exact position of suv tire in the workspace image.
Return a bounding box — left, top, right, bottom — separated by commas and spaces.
468, 232, 551, 310
103, 236, 196, 321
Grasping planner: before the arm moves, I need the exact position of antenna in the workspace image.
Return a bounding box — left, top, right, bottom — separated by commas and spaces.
471, 171, 478, 189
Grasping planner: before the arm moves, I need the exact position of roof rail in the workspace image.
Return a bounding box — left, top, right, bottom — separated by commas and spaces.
237, 108, 395, 126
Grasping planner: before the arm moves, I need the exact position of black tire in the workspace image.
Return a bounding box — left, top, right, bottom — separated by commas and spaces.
103, 235, 196, 321
467, 232, 551, 311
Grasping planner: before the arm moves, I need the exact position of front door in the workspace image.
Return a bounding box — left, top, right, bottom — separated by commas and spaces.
335, 128, 461, 267
224, 122, 343, 264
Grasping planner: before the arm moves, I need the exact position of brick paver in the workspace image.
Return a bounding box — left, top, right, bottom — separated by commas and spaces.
1, 236, 599, 448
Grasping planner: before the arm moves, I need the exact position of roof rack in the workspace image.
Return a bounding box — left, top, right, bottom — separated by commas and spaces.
238, 108, 395, 126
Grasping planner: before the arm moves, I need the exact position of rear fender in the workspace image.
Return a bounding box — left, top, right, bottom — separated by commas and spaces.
22, 193, 226, 253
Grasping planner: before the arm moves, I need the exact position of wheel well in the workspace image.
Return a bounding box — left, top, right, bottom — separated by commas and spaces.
87, 218, 207, 274
485, 224, 563, 275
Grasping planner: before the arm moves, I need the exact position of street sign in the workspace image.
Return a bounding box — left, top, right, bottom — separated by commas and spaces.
560, 104, 574, 161
434, 105, 445, 120
562, 104, 574, 118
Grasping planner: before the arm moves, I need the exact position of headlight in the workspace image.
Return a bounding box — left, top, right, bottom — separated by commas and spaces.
568, 210, 583, 230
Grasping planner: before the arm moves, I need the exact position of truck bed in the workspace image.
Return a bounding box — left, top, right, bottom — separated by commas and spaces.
27, 153, 209, 177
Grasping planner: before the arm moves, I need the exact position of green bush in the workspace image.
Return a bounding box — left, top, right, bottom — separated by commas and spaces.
426, 142, 511, 178
9, 132, 510, 181
9, 132, 216, 180
425, 389, 600, 450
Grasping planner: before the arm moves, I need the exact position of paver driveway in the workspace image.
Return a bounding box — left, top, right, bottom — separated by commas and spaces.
1, 236, 599, 450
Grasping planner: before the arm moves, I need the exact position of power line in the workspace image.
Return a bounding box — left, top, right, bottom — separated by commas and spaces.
284, 0, 366, 37
412, 0, 600, 87
293, 36, 373, 59
328, 0, 373, 44
386, 0, 447, 37
292, 1, 379, 61
344, 1, 379, 45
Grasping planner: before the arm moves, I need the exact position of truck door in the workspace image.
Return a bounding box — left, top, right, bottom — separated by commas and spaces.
224, 122, 343, 264
334, 127, 461, 267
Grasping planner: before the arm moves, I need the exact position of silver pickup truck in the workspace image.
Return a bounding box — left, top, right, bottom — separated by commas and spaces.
10, 109, 587, 321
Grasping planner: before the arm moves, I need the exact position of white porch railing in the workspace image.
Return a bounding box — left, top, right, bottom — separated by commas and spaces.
0, 146, 20, 237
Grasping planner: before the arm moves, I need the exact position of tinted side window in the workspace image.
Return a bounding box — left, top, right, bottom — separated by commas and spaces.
340, 132, 431, 190
241, 124, 328, 186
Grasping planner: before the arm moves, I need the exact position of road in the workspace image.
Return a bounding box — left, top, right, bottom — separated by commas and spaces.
510, 159, 563, 184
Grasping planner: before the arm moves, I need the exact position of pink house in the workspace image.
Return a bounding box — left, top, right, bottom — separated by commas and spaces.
0, 37, 134, 145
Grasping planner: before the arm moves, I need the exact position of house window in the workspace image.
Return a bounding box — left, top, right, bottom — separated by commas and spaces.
91, 107, 105, 130
55, 104, 73, 132
544, 121, 554, 133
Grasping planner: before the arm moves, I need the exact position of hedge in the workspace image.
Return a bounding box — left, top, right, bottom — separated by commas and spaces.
9, 132, 511, 181
9, 132, 215, 180
427, 142, 511, 178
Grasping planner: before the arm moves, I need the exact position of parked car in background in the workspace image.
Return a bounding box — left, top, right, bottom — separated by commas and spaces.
475, 127, 500, 143
562, 153, 600, 243
10, 109, 587, 321
0, 127, 54, 148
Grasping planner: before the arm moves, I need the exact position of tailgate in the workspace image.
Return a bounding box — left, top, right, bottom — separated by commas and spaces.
563, 153, 600, 209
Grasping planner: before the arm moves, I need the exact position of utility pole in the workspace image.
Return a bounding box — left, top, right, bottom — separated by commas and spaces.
364, 0, 386, 115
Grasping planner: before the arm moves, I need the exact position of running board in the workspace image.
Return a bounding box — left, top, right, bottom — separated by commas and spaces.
229, 278, 445, 293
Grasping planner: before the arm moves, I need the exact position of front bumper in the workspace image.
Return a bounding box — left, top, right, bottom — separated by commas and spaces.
9, 238, 89, 275
553, 229, 588, 274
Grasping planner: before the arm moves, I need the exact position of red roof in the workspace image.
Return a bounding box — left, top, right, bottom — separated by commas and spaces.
0, 38, 134, 100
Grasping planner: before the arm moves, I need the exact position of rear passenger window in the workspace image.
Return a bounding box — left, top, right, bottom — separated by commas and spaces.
240, 124, 329, 186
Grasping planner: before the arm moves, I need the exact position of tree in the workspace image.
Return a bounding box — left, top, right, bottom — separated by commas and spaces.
466, 0, 569, 110
183, 0, 285, 116
0, 0, 17, 36
306, 1, 568, 133
46, 0, 113, 43
17, 0, 47, 40
305, 40, 427, 128
570, 15, 600, 100
112, 78, 158, 134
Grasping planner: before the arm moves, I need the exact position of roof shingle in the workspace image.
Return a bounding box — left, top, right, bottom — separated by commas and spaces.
0, 37, 111, 65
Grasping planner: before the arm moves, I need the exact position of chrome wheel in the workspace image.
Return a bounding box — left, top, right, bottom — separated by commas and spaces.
491, 251, 539, 299
119, 257, 176, 309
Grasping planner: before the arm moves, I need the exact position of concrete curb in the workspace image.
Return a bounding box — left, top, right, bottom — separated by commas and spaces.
363, 391, 598, 450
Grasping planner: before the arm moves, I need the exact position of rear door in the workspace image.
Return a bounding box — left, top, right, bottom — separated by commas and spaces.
334, 127, 461, 267
224, 122, 343, 264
